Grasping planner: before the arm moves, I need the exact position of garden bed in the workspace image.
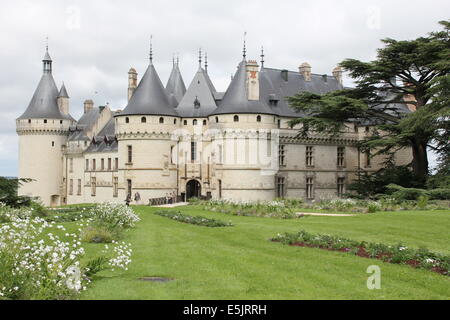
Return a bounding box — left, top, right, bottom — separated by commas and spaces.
272, 230, 449, 277
154, 210, 233, 227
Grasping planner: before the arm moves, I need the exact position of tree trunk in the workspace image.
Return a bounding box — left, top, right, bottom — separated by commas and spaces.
411, 140, 429, 185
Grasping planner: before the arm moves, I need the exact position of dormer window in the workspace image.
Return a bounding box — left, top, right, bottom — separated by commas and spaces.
194, 97, 201, 108
233, 115, 239, 122
125, 117, 130, 124
159, 117, 164, 124
141, 117, 147, 123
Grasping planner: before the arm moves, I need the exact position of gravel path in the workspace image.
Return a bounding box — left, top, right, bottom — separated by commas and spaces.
153, 202, 189, 208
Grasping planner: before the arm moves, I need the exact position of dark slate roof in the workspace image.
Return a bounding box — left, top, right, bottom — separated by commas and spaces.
18, 73, 66, 120
166, 64, 186, 105
119, 63, 178, 117
68, 107, 101, 141
211, 60, 276, 116
176, 67, 218, 118
260, 67, 344, 117
85, 118, 118, 153
58, 83, 69, 98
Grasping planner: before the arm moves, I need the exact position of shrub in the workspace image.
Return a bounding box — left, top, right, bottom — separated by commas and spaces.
427, 188, 450, 200
386, 184, 427, 200
154, 210, 233, 227
80, 226, 115, 243
0, 208, 133, 300
88, 203, 140, 231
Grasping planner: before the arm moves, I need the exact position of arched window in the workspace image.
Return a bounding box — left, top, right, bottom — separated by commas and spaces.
159, 117, 164, 124
256, 115, 261, 122
125, 117, 130, 124
203, 120, 207, 126
174, 119, 177, 124
141, 117, 146, 123
28, 119, 31, 124
277, 119, 281, 128
233, 115, 239, 122
215, 117, 219, 123
193, 119, 198, 125
60, 120, 63, 124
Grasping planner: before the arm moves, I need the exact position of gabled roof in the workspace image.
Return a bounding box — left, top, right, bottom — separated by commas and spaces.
18, 72, 65, 120
85, 118, 118, 153
68, 107, 101, 141
260, 67, 344, 117
166, 63, 186, 106
211, 60, 276, 116
176, 66, 218, 118
120, 63, 178, 117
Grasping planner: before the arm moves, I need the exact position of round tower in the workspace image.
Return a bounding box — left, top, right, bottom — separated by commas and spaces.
209, 58, 278, 202
115, 50, 180, 202
16, 48, 73, 206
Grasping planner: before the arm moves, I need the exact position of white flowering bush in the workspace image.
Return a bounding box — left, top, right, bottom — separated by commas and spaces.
0, 205, 133, 300
89, 203, 140, 230
0, 202, 33, 222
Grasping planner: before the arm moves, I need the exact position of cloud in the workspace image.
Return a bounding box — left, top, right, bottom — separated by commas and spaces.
1, 0, 449, 176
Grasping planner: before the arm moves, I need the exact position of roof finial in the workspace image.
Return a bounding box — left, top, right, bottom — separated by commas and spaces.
177, 52, 180, 66
149, 35, 153, 64
243, 32, 247, 59
45, 36, 49, 52
198, 48, 202, 67
260, 46, 265, 68
172, 53, 175, 67
205, 52, 208, 73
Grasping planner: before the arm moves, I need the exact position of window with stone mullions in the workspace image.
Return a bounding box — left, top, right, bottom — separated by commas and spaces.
279, 144, 286, 167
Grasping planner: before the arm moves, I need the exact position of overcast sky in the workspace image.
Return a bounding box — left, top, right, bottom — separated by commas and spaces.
0, 0, 448, 176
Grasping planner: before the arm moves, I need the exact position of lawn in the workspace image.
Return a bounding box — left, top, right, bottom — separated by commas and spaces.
77, 206, 449, 300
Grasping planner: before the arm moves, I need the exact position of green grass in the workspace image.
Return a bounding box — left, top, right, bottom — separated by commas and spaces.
76, 206, 450, 300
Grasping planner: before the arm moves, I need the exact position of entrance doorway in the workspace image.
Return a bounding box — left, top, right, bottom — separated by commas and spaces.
186, 180, 201, 200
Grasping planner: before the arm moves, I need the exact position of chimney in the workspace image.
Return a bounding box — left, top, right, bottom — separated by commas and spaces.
322, 74, 328, 83
128, 67, 138, 101
281, 70, 288, 82
332, 66, 343, 85
299, 62, 312, 81
84, 99, 94, 114
246, 60, 260, 101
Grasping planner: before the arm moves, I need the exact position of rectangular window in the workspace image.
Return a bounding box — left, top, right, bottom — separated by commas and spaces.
92, 159, 96, 171
279, 145, 286, 167
69, 179, 73, 195
85, 159, 89, 171
306, 146, 314, 167
115, 158, 119, 170
69, 158, 73, 173
77, 179, 81, 195
337, 177, 345, 197
365, 150, 371, 168
113, 177, 118, 198
277, 177, 286, 198
91, 177, 96, 196
101, 158, 105, 171
127, 179, 132, 198
127, 145, 132, 163
191, 141, 197, 162
306, 177, 314, 199
218, 145, 223, 164
108, 158, 112, 170
337, 147, 345, 168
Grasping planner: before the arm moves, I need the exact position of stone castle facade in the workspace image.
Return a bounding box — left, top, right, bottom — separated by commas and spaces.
16, 47, 412, 206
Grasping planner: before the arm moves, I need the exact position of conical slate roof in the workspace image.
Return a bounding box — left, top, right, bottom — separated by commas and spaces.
166, 63, 186, 106
176, 66, 217, 117
211, 60, 276, 116
120, 63, 178, 117
18, 72, 65, 120
58, 83, 69, 98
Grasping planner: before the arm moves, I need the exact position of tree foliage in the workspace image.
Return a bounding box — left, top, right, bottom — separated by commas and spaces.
288, 21, 450, 185
0, 177, 32, 207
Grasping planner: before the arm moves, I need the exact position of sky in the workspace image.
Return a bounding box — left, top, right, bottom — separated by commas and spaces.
0, 0, 448, 176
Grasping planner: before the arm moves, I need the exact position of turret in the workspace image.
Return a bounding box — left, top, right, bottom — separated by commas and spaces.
57, 83, 70, 116
333, 66, 343, 85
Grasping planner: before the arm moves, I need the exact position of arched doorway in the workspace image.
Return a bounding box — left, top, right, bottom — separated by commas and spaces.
186, 180, 201, 200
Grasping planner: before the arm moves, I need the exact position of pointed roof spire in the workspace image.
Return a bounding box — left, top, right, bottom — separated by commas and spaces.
166, 59, 187, 107
43, 36, 52, 61
243, 32, 247, 59
260, 46, 265, 68
58, 82, 69, 98
149, 35, 153, 64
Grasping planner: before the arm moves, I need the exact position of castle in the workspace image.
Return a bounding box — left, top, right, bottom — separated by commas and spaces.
16, 45, 412, 207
